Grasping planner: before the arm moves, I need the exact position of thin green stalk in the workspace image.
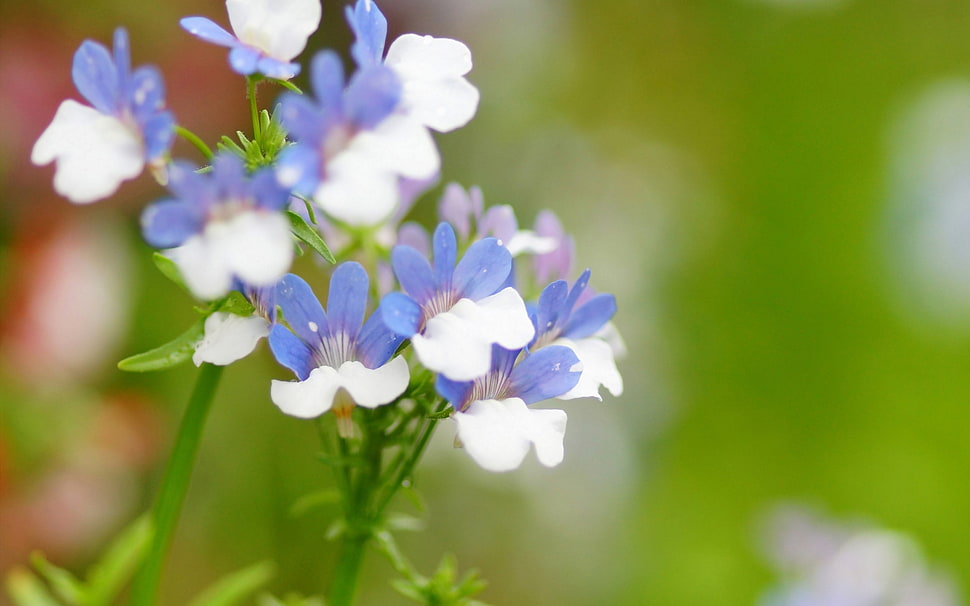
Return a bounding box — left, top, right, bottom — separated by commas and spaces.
372, 414, 439, 517
328, 531, 368, 606
130, 363, 224, 606
246, 76, 262, 141
174, 125, 213, 160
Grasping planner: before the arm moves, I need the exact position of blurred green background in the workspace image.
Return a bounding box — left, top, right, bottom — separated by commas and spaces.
3, 0, 970, 604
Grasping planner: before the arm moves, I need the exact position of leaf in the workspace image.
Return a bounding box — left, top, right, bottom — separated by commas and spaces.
289, 490, 340, 517
84, 516, 152, 606
286, 211, 335, 264
217, 291, 255, 317
185, 561, 275, 606
29, 554, 85, 606
152, 253, 189, 293
269, 78, 303, 94
117, 319, 205, 372
6, 567, 62, 606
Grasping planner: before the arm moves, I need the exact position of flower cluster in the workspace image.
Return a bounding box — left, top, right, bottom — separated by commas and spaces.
32, 0, 623, 473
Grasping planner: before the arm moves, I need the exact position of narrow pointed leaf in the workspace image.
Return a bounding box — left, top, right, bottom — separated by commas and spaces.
6, 568, 61, 606
153, 252, 189, 293
185, 561, 275, 606
29, 553, 85, 605
117, 319, 204, 372
286, 210, 335, 264
85, 515, 152, 606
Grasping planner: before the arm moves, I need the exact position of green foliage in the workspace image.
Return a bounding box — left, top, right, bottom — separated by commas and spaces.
218, 107, 289, 172
390, 554, 489, 606
185, 561, 275, 606
116, 318, 204, 372
287, 210, 336, 264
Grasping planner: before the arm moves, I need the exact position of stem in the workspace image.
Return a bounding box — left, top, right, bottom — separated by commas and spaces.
173, 125, 213, 160
130, 363, 224, 606
328, 532, 368, 606
246, 76, 262, 141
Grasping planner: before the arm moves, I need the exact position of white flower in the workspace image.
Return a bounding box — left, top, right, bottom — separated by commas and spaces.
453, 398, 568, 472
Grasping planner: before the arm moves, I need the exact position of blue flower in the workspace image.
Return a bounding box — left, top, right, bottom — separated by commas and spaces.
531, 270, 623, 400
180, 0, 321, 79
32, 28, 174, 203
437, 344, 581, 472
140, 154, 293, 300
268, 265, 409, 434
381, 223, 536, 381
193, 282, 277, 367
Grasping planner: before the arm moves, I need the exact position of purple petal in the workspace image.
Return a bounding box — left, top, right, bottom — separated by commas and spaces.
431, 223, 457, 291
142, 110, 176, 162
452, 237, 512, 301
564, 269, 591, 317
435, 374, 472, 409
345, 65, 401, 129
327, 262, 369, 338
180, 17, 238, 48
508, 345, 581, 404
256, 56, 300, 80
128, 66, 167, 123
275, 273, 329, 346
479, 205, 517, 244
438, 183, 474, 240
310, 51, 346, 112
276, 143, 322, 195
391, 244, 435, 304
72, 39, 119, 115
534, 280, 568, 337
166, 161, 212, 206
397, 222, 430, 256
249, 169, 290, 211
279, 93, 328, 143
141, 199, 204, 248
229, 46, 261, 75
396, 173, 439, 220
112, 28, 131, 92
533, 209, 574, 283
356, 306, 406, 368
562, 294, 617, 339
380, 292, 422, 337
269, 324, 316, 381
212, 154, 247, 200
345, 0, 388, 67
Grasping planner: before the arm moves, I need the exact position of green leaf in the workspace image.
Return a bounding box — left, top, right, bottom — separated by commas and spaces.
152, 253, 189, 293
289, 490, 340, 517
117, 319, 205, 372
217, 290, 256, 316
185, 561, 275, 606
6, 567, 62, 606
287, 211, 335, 264
29, 554, 85, 605
268, 79, 303, 94
84, 516, 151, 606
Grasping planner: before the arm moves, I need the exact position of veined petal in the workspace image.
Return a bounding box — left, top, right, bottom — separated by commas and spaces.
431, 222, 457, 291
32, 100, 144, 204
346, 0, 388, 67
327, 262, 369, 338
180, 17, 239, 48
452, 237, 511, 300
337, 357, 409, 408
453, 397, 567, 472
227, 0, 321, 61
380, 292, 423, 337
508, 345, 581, 404
214, 211, 293, 287
350, 113, 440, 179
271, 365, 341, 418
563, 293, 617, 339
356, 304, 406, 368
391, 244, 435, 304
268, 323, 316, 380
554, 337, 623, 400
275, 273, 329, 345
192, 311, 270, 366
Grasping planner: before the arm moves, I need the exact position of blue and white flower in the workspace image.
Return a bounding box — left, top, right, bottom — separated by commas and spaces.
276, 0, 478, 226
180, 0, 321, 79
32, 28, 174, 204
438, 345, 581, 472
382, 223, 536, 382
531, 270, 623, 400
268, 266, 409, 434
192, 283, 276, 366
140, 154, 293, 300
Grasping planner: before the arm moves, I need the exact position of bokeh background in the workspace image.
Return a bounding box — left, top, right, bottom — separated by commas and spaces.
3, 0, 970, 604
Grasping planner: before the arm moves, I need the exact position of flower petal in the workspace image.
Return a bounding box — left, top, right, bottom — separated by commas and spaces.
350, 113, 440, 179
271, 365, 341, 418
380, 292, 423, 337
452, 237, 511, 300
454, 287, 535, 350
275, 273, 329, 345
141, 199, 205, 248
563, 293, 617, 339
227, 0, 321, 61
327, 262, 369, 338
72, 39, 119, 115
314, 149, 399, 225
356, 304, 406, 368
431, 222, 457, 291
32, 101, 144, 204
337, 357, 410, 408
192, 311, 269, 366
346, 0, 388, 67
268, 323, 316, 380
180, 17, 238, 48
554, 337, 623, 400
167, 236, 234, 300
508, 344, 581, 404
411, 309, 492, 380
385, 34, 472, 80
215, 212, 293, 287
391, 244, 435, 304
453, 398, 531, 472
345, 65, 402, 129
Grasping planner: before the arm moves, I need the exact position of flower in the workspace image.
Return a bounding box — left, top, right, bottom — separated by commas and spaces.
140, 154, 293, 300
276, 0, 478, 226
31, 28, 174, 204
180, 0, 321, 79
268, 265, 409, 434
381, 223, 536, 381
437, 345, 581, 472
531, 270, 623, 400
192, 283, 276, 366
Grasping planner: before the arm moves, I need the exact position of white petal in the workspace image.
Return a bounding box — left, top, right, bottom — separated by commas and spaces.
385, 34, 479, 132
451, 287, 535, 350
554, 337, 624, 400
412, 311, 492, 380
504, 230, 559, 257
453, 398, 567, 472
227, 0, 322, 61
337, 356, 410, 408
352, 114, 440, 179
214, 211, 293, 286
594, 322, 628, 359
192, 312, 270, 366
32, 100, 144, 204
167, 237, 234, 300
270, 365, 341, 418
315, 151, 400, 225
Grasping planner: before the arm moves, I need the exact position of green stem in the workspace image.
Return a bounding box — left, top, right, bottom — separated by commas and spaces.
328, 532, 368, 606
130, 363, 224, 606
246, 76, 262, 141
173, 125, 213, 160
